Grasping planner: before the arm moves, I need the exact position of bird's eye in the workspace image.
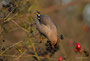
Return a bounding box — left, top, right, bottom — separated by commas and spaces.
38, 14, 40, 16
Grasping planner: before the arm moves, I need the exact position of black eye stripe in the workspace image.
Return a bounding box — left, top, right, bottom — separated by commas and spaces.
36, 11, 41, 21
37, 14, 40, 16
38, 18, 40, 20
37, 14, 40, 20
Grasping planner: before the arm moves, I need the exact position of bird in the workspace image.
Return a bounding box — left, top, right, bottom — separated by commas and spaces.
35, 11, 58, 48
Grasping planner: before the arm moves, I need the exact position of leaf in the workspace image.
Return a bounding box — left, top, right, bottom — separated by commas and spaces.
28, 5, 34, 12
5, 18, 12, 22
14, 46, 22, 53
28, 16, 33, 22
21, 23, 28, 29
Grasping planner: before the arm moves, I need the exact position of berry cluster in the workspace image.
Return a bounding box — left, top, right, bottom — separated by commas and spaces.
2, 0, 17, 13
45, 41, 59, 56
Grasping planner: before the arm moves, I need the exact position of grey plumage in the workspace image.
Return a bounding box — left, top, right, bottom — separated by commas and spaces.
36, 14, 58, 46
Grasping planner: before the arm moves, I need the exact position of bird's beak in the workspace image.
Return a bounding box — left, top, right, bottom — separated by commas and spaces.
36, 10, 40, 15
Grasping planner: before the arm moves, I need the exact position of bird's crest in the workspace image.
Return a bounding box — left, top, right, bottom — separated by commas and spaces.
36, 10, 40, 21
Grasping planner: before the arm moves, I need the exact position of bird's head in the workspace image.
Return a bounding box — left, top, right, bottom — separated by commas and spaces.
36, 10, 40, 20
36, 10, 40, 16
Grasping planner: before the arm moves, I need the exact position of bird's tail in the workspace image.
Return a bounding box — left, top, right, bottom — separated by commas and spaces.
36, 10, 40, 21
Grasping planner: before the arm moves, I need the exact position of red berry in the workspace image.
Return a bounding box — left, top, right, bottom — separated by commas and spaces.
76, 43, 81, 50
75, 49, 78, 52
58, 57, 63, 61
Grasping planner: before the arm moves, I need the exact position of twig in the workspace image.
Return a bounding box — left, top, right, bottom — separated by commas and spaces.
14, 51, 26, 61
0, 54, 58, 61
11, 20, 29, 34
29, 39, 40, 61
0, 41, 23, 56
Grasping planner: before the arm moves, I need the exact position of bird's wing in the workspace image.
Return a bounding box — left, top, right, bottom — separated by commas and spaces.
36, 20, 51, 35
40, 15, 52, 25
40, 15, 57, 28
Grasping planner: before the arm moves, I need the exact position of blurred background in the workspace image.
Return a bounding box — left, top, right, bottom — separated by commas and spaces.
0, 0, 90, 61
